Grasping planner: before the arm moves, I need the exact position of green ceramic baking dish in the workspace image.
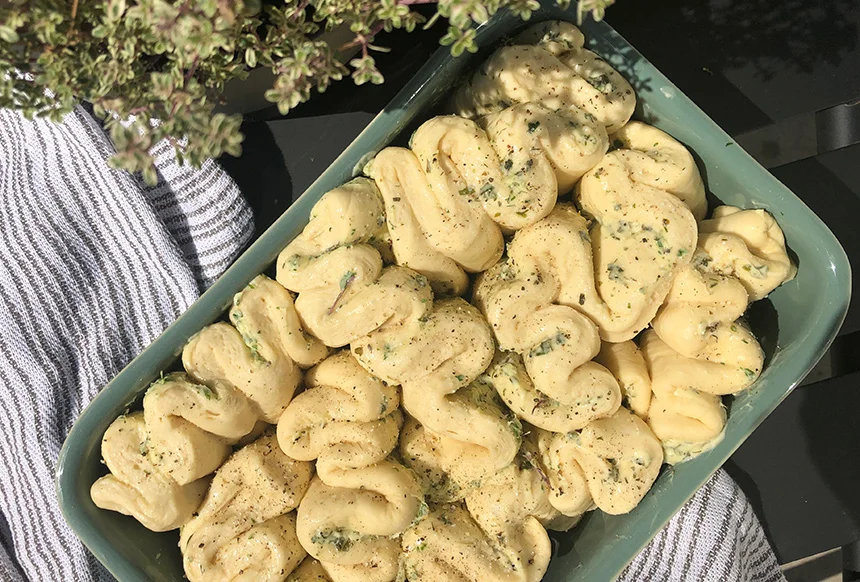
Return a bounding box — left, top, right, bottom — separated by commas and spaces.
56, 3, 851, 581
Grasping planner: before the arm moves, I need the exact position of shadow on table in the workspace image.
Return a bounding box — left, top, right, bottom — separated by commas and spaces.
801, 330, 860, 536
607, 0, 859, 135
217, 122, 293, 239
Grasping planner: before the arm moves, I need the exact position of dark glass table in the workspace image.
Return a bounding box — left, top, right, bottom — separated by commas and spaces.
219, 0, 860, 572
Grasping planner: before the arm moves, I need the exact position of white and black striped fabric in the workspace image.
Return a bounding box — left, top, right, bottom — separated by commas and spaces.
619, 469, 785, 582
0, 105, 784, 581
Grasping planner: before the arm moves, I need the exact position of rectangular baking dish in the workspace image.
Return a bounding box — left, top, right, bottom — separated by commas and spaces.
56, 3, 851, 581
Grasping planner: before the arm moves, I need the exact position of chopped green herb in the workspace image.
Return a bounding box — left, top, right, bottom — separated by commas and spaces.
742, 368, 757, 380
607, 262, 627, 284
339, 270, 356, 290
383, 343, 395, 360
479, 183, 497, 201
606, 457, 620, 482
196, 384, 218, 401
693, 253, 713, 271
310, 529, 360, 553
503, 158, 513, 171
529, 331, 569, 357
589, 73, 613, 93
508, 416, 523, 439
412, 500, 429, 526
527, 120, 541, 133
742, 263, 769, 278
458, 186, 475, 197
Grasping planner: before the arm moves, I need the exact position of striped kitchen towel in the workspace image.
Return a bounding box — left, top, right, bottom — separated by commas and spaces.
0, 105, 784, 582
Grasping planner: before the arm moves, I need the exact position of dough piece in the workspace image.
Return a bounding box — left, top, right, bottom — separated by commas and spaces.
651, 263, 764, 394
183, 274, 328, 424
179, 433, 313, 582
398, 378, 521, 503
279, 352, 423, 582
143, 372, 256, 485
573, 122, 702, 340
92, 275, 323, 531
651, 205, 794, 394
474, 207, 622, 432
532, 428, 594, 518
90, 413, 209, 532
544, 408, 663, 515
401, 504, 533, 582
455, 21, 635, 133
640, 330, 728, 464
463, 432, 587, 582
479, 350, 618, 434
699, 205, 796, 301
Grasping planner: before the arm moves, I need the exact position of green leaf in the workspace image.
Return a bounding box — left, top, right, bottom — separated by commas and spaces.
440, 26, 478, 57
0, 26, 19, 44
105, 0, 126, 23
